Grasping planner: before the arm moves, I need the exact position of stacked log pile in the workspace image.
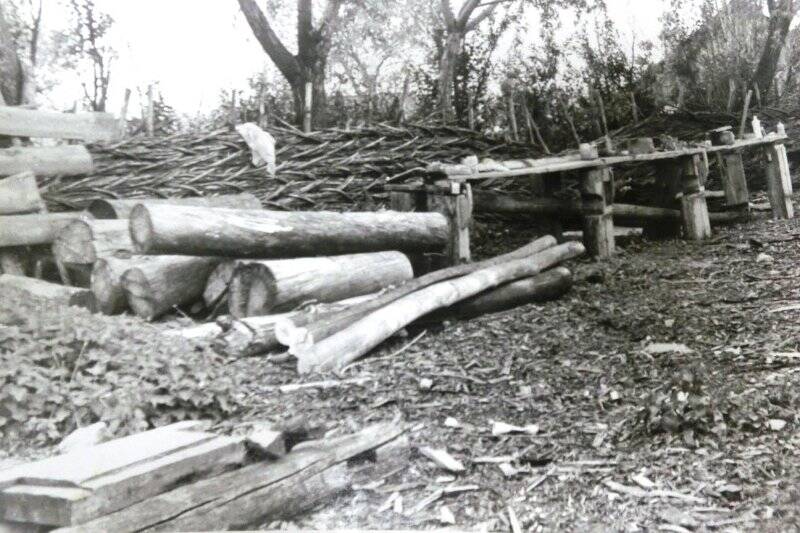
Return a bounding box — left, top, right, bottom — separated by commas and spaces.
1, 420, 408, 532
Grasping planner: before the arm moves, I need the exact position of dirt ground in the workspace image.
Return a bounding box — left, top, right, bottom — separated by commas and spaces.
6, 203, 800, 531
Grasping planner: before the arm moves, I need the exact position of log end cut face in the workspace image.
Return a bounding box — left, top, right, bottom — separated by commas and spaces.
121, 267, 156, 320
87, 199, 120, 219
129, 204, 154, 253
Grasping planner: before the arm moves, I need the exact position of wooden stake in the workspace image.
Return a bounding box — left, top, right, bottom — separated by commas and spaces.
580, 168, 614, 257
720, 152, 750, 211
119, 88, 131, 137
145, 84, 154, 136
764, 143, 794, 219
739, 90, 752, 138
506, 93, 518, 141
303, 82, 312, 133
427, 183, 472, 266
679, 155, 712, 240
754, 82, 762, 108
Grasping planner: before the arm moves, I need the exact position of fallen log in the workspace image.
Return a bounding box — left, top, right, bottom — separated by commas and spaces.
0, 107, 121, 142
0, 171, 45, 215
91, 256, 151, 315
0, 212, 90, 247
0, 145, 93, 177
275, 236, 558, 356
129, 204, 449, 257
1, 423, 245, 527
53, 219, 132, 266
121, 256, 220, 320
423, 266, 572, 322
297, 241, 585, 373
88, 193, 262, 219
227, 252, 413, 318
55, 422, 407, 533
0, 274, 94, 311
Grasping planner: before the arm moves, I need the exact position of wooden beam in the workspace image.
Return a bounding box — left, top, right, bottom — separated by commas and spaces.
720, 152, 750, 211
764, 143, 794, 219
0, 108, 121, 142
0, 145, 93, 178
679, 155, 712, 240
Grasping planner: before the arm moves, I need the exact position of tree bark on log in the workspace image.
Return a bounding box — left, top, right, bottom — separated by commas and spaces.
0, 108, 121, 142
130, 204, 449, 257
275, 236, 558, 355
88, 193, 262, 219
0, 274, 94, 311
0, 145, 93, 177
56, 422, 406, 533
53, 219, 132, 266
297, 241, 585, 373
0, 212, 90, 247
0, 249, 27, 276
422, 266, 572, 322
227, 252, 413, 318
0, 171, 45, 215
121, 256, 220, 320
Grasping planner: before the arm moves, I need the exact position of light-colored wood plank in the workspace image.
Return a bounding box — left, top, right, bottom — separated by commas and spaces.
0, 108, 121, 142
0, 146, 93, 177
721, 152, 749, 208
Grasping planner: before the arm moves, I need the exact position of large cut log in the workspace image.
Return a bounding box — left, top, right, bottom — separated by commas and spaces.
129, 204, 449, 257
0, 212, 89, 247
0, 107, 121, 142
0, 423, 245, 527
227, 252, 413, 318
297, 242, 585, 373
91, 256, 154, 315
0, 171, 45, 215
53, 219, 132, 266
55, 422, 406, 533
121, 256, 220, 320
88, 193, 262, 219
423, 266, 572, 322
0, 145, 93, 177
275, 236, 558, 356
0, 274, 94, 310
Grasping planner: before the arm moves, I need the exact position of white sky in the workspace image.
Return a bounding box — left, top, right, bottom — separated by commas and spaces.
41, 0, 670, 115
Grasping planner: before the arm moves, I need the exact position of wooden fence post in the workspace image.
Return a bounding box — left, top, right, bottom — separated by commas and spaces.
145, 84, 154, 136
720, 151, 750, 215
428, 182, 472, 267
680, 155, 712, 240
580, 167, 614, 257
764, 142, 794, 219
303, 82, 313, 133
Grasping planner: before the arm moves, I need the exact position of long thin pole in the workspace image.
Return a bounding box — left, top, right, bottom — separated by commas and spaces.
739, 89, 752, 138
303, 82, 313, 133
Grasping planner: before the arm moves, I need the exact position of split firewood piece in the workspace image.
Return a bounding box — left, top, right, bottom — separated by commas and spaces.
1, 423, 245, 527
87, 193, 261, 219
0, 274, 95, 311
129, 204, 449, 257
0, 145, 93, 177
417, 446, 465, 473
227, 252, 413, 318
56, 422, 407, 532
0, 212, 90, 248
491, 421, 539, 437
0, 171, 45, 215
121, 256, 220, 320
297, 242, 585, 373
276, 236, 558, 356
53, 219, 132, 266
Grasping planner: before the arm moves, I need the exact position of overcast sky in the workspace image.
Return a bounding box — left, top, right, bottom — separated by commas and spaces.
42, 0, 670, 115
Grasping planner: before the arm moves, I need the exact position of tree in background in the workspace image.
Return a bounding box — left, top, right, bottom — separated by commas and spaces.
54, 0, 116, 111
752, 0, 797, 95
237, 0, 345, 127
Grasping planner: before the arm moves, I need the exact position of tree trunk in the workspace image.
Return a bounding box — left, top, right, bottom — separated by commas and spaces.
88, 193, 261, 219
297, 242, 586, 373
0, 3, 24, 108
0, 171, 45, 215
275, 236, 558, 355
0, 145, 93, 177
227, 252, 413, 318
439, 32, 462, 123
0, 274, 94, 310
121, 256, 220, 320
53, 219, 132, 266
0, 212, 89, 247
752, 0, 796, 96
130, 204, 449, 257
428, 266, 572, 321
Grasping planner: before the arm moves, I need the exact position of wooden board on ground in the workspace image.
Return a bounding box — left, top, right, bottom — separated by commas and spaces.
54, 422, 406, 533
0, 146, 93, 178
88, 193, 262, 219
0, 108, 121, 142
0, 422, 246, 527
